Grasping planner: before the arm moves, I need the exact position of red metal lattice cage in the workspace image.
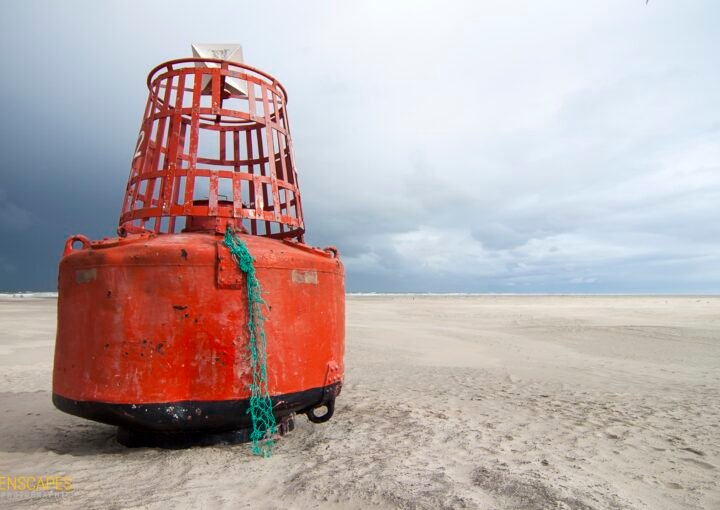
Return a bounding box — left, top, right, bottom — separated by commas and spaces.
119, 58, 304, 241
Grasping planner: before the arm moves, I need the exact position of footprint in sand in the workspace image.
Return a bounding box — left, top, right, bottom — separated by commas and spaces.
680, 457, 715, 470
664, 482, 683, 489
680, 446, 705, 457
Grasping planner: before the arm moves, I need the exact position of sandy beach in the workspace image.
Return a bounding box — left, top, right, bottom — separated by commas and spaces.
0, 294, 718, 509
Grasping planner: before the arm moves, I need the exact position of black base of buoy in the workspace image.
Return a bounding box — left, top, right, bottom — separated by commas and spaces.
116, 413, 295, 449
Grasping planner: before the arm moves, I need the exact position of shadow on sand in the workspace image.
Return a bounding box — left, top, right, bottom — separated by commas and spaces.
0, 391, 127, 456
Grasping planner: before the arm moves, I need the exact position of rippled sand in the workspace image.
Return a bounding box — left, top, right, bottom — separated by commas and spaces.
0, 295, 718, 509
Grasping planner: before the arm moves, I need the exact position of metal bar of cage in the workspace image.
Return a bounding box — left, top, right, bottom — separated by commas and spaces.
119, 58, 305, 241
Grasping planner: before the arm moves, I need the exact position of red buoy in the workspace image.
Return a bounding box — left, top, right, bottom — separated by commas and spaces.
52, 53, 345, 449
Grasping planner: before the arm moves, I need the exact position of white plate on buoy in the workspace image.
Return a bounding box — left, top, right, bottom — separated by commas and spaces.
191, 43, 248, 97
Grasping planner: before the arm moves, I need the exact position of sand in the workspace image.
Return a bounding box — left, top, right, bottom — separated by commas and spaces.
0, 295, 718, 509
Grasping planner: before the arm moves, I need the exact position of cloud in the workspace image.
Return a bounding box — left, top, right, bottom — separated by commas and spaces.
0, 0, 719, 292
569, 277, 597, 285
0, 192, 32, 232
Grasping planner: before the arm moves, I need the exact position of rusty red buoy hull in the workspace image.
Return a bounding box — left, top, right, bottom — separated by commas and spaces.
52, 56, 345, 446
53, 233, 344, 435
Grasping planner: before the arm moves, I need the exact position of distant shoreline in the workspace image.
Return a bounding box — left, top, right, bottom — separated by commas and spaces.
2, 292, 719, 299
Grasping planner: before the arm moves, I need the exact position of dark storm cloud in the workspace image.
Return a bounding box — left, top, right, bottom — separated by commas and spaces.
1, 0, 719, 292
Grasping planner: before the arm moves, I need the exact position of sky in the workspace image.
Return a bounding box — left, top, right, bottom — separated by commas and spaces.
0, 0, 719, 293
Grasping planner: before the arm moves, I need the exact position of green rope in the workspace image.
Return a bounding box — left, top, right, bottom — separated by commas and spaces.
224, 227, 277, 457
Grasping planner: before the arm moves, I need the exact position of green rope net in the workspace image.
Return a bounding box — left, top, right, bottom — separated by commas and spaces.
224, 227, 277, 457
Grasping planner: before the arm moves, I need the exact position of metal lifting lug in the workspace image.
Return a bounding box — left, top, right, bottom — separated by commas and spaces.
306, 397, 335, 424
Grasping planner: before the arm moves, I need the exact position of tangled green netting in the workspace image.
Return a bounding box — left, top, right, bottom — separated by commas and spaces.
224, 227, 277, 457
